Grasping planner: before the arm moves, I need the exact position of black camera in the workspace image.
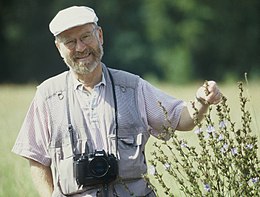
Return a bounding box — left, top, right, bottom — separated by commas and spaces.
73, 150, 118, 187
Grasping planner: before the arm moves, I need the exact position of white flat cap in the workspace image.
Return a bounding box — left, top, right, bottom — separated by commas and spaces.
49, 6, 98, 36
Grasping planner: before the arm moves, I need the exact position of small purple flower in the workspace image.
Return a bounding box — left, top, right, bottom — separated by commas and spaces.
204, 183, 211, 192
245, 144, 254, 150
231, 147, 238, 156
251, 177, 259, 184
164, 163, 171, 170
148, 165, 156, 175
218, 134, 224, 141
180, 140, 188, 148
194, 128, 202, 134
221, 143, 229, 153
206, 125, 215, 133
219, 121, 226, 129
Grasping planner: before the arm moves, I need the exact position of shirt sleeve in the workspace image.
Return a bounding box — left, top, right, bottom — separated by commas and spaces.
12, 90, 51, 166
137, 78, 185, 140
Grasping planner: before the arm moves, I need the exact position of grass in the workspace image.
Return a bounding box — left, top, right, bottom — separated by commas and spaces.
0, 84, 38, 197
0, 81, 259, 197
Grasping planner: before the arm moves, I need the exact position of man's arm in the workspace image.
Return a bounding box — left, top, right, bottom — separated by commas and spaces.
176, 81, 221, 131
29, 159, 54, 197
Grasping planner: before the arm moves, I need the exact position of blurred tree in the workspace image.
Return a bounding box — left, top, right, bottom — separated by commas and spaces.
0, 0, 259, 83
1, 0, 12, 82
1, 0, 65, 83
141, 0, 205, 83
193, 0, 260, 81
87, 0, 158, 77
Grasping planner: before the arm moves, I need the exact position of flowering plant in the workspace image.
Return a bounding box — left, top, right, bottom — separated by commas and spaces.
144, 82, 260, 196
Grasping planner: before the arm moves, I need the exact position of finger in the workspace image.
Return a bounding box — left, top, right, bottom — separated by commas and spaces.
203, 81, 217, 96
205, 81, 217, 93
206, 90, 222, 104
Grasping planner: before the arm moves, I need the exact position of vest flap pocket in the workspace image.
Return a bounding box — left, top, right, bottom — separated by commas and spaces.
117, 132, 149, 179
119, 136, 135, 146
118, 133, 143, 146
49, 126, 81, 195
63, 144, 74, 159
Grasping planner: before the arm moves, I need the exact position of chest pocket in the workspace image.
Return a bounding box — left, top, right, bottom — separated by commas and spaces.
49, 125, 89, 195
117, 131, 150, 179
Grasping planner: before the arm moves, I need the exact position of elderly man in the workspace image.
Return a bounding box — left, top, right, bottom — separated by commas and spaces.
12, 6, 222, 197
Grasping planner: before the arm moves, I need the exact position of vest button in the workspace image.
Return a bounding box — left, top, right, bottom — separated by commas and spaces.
120, 86, 126, 92
57, 92, 64, 100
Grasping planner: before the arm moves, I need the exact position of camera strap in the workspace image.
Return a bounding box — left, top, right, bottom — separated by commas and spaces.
65, 72, 77, 158
107, 68, 119, 158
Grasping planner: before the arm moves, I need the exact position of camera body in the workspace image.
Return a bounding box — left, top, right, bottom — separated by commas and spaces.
74, 150, 118, 186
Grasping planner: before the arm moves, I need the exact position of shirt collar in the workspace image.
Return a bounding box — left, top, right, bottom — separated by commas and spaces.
71, 71, 106, 91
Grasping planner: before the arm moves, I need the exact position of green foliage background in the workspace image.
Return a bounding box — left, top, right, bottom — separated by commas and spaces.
1, 0, 260, 83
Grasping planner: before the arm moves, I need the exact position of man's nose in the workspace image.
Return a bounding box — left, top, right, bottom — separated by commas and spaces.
75, 39, 87, 52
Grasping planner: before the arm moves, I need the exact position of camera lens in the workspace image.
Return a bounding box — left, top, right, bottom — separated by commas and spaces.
89, 157, 109, 177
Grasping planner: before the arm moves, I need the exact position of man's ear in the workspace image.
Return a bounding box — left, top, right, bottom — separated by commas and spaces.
98, 27, 104, 45
55, 40, 64, 58
55, 40, 61, 51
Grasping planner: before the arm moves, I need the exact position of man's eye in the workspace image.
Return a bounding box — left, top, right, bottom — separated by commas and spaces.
82, 34, 91, 39
65, 40, 75, 45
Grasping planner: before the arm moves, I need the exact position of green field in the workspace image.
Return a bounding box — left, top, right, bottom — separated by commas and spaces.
1, 82, 259, 197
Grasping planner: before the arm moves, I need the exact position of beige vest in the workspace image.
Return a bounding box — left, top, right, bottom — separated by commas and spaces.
37, 65, 152, 196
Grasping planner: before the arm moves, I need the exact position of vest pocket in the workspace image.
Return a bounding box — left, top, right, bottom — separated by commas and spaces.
117, 132, 148, 179
51, 145, 85, 195
49, 128, 86, 195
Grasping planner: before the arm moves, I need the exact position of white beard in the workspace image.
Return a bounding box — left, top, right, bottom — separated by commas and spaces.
64, 42, 104, 75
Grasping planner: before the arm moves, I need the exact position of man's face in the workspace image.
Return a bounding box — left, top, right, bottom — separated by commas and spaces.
56, 23, 104, 75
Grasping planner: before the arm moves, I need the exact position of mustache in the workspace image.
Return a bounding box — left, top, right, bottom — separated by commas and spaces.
73, 44, 103, 60
73, 48, 94, 58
